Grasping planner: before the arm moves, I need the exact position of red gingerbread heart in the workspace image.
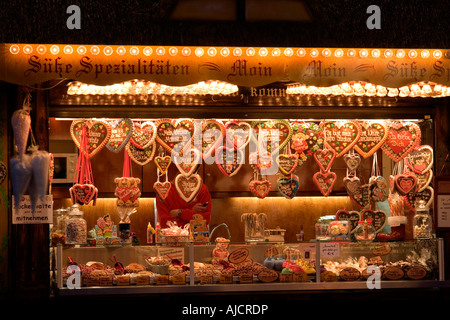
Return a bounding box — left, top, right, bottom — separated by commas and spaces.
200, 119, 225, 159
354, 121, 389, 158
154, 181, 172, 200
225, 120, 251, 150
70, 183, 97, 205
395, 173, 417, 195
215, 146, 244, 177
155, 118, 197, 155
381, 121, 421, 162
313, 171, 337, 197
314, 148, 336, 172
249, 179, 271, 199
320, 120, 361, 157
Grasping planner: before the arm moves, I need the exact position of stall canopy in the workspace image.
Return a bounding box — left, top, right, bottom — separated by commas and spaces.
1, 43, 449, 92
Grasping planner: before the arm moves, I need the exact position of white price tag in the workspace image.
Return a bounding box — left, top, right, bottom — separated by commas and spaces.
319, 242, 340, 257
437, 195, 450, 228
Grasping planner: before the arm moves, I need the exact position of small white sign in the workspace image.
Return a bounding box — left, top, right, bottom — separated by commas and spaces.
157, 247, 185, 263
319, 242, 340, 257
437, 195, 450, 228
12, 195, 53, 224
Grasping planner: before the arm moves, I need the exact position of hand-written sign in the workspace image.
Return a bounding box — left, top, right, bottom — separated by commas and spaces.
12, 195, 53, 224
319, 242, 340, 258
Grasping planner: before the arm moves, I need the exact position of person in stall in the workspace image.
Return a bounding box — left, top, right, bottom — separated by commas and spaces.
156, 175, 212, 229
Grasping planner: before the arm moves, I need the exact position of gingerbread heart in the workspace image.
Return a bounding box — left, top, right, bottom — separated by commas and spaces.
277, 175, 299, 199
70, 119, 111, 158
251, 120, 292, 155
314, 148, 336, 172
215, 146, 244, 177
395, 173, 417, 195
369, 176, 388, 202
106, 118, 133, 153
175, 173, 202, 202
155, 118, 196, 155
225, 120, 251, 150
313, 171, 337, 197
404, 186, 434, 211
343, 153, 361, 172
361, 209, 387, 232
70, 183, 97, 205
126, 141, 156, 166
416, 169, 433, 192
290, 122, 324, 161
249, 152, 276, 175
173, 148, 201, 176
406, 145, 433, 174
354, 121, 389, 158
381, 121, 421, 162
154, 155, 172, 174
130, 120, 156, 149
153, 181, 172, 201
347, 181, 371, 208
335, 210, 361, 233
199, 119, 225, 159
343, 176, 361, 195
320, 120, 361, 157
276, 153, 299, 175
249, 179, 272, 199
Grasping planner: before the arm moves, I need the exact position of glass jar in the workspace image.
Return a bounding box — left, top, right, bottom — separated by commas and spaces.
53, 207, 69, 233
354, 220, 376, 244
314, 215, 335, 241
413, 200, 432, 239
65, 205, 87, 245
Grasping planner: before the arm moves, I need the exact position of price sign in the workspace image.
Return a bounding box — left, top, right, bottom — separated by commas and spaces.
279, 273, 293, 282
219, 274, 233, 284
171, 274, 186, 285
155, 275, 169, 285
116, 275, 130, 286
239, 272, 253, 284
199, 275, 213, 284
135, 275, 150, 285
228, 248, 249, 264
319, 242, 340, 257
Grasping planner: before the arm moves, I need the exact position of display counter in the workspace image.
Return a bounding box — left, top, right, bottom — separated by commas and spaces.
54, 239, 448, 297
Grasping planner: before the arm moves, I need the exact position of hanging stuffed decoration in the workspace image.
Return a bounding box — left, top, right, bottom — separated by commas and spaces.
69, 124, 98, 206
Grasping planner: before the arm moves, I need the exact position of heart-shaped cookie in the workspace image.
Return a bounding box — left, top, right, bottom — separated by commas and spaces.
406, 145, 433, 174
225, 120, 251, 150
320, 120, 361, 157
153, 181, 172, 201
154, 155, 172, 174
361, 209, 387, 233
70, 119, 111, 158
200, 119, 225, 159
369, 176, 388, 202
381, 121, 421, 162
173, 148, 201, 176
277, 175, 299, 199
130, 120, 156, 149
343, 153, 361, 172
313, 171, 337, 197
314, 148, 336, 172
126, 141, 156, 166
336, 210, 361, 233
354, 121, 389, 158
344, 179, 371, 208
106, 118, 133, 153
276, 153, 299, 175
70, 183, 97, 205
155, 118, 196, 155
395, 173, 417, 195
249, 152, 277, 175
343, 176, 361, 195
404, 186, 434, 211
290, 122, 324, 160
251, 120, 292, 155
215, 146, 244, 177
416, 169, 433, 192
249, 179, 272, 199
175, 173, 202, 202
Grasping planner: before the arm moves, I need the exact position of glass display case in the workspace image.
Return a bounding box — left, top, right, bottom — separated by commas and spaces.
54, 238, 445, 296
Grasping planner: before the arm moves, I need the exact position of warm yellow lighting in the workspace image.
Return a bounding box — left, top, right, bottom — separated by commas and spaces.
322, 48, 331, 57
371, 49, 380, 58
310, 49, 319, 57
143, 46, 152, 56
408, 50, 417, 58
195, 47, 205, 57
334, 49, 344, 57
23, 45, 33, 54
272, 48, 281, 57
63, 45, 73, 55
9, 44, 20, 54
182, 47, 191, 56
117, 46, 126, 55
233, 48, 242, 57
359, 49, 368, 58
384, 49, 393, 58
259, 48, 268, 57
156, 47, 165, 55
297, 48, 306, 57
37, 45, 46, 54
208, 47, 217, 57
347, 49, 356, 57
90, 46, 100, 55
396, 49, 405, 58
221, 47, 230, 57
103, 46, 113, 56
50, 45, 60, 55
421, 50, 430, 58
77, 46, 87, 55
433, 50, 442, 59
130, 47, 139, 55
284, 48, 293, 57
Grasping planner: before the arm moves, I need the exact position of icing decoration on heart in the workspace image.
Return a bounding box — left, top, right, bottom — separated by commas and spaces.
130, 120, 156, 149
406, 145, 433, 174
343, 176, 361, 195
126, 141, 156, 166
313, 148, 336, 172
313, 171, 337, 197
174, 148, 201, 176
249, 152, 276, 174
320, 120, 361, 157
290, 122, 324, 163
336, 210, 361, 233
404, 186, 434, 211
343, 153, 361, 172
225, 120, 251, 150
175, 173, 202, 202
154, 155, 172, 174
70, 119, 111, 158
215, 146, 244, 177
106, 118, 133, 153
354, 121, 389, 158
416, 169, 433, 192
0, 161, 7, 185
276, 175, 299, 199
114, 177, 141, 207
369, 176, 388, 202
276, 153, 299, 175
153, 181, 172, 201
155, 118, 196, 155
344, 178, 370, 208
251, 120, 293, 155
381, 121, 421, 162
200, 119, 225, 159
70, 183, 98, 206
361, 209, 387, 233
395, 172, 417, 195
249, 179, 272, 199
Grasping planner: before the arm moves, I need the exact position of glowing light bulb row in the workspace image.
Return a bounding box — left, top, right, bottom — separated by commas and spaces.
9, 44, 445, 59
286, 82, 450, 98
67, 80, 239, 96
